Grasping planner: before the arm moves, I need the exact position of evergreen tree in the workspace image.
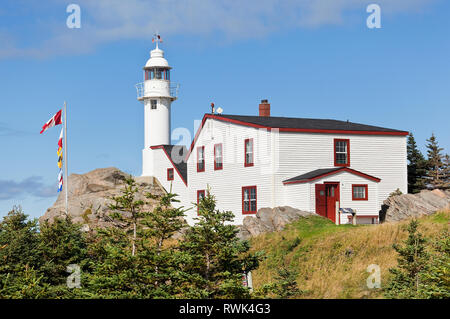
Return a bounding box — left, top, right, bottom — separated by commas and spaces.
384, 220, 429, 298
136, 190, 189, 298
0, 206, 41, 275
442, 154, 450, 189
425, 133, 444, 189
38, 217, 88, 296
0, 265, 51, 299
418, 230, 450, 298
0, 206, 50, 298
108, 176, 144, 256
406, 133, 427, 193
80, 226, 141, 298
80, 186, 189, 298
255, 266, 302, 299
75, 177, 146, 298
179, 190, 262, 298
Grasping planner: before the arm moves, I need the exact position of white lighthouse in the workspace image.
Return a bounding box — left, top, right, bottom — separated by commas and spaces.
136, 38, 178, 176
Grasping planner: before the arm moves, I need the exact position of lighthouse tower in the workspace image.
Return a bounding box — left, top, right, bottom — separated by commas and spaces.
136, 39, 178, 176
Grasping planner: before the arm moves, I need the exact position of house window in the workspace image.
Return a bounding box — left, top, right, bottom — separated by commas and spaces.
214, 143, 223, 170
352, 184, 368, 200
167, 168, 174, 181
334, 139, 350, 167
197, 146, 205, 172
150, 100, 157, 110
197, 190, 205, 214
242, 186, 257, 214
244, 138, 254, 167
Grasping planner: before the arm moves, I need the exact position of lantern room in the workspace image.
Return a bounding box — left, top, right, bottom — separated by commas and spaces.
143, 46, 171, 81
144, 67, 170, 81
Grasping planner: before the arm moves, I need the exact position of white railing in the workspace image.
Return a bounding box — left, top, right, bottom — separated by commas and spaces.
135, 82, 179, 100
170, 83, 180, 98
135, 82, 145, 99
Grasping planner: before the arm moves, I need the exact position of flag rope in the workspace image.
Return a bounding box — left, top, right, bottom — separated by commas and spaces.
64, 101, 68, 216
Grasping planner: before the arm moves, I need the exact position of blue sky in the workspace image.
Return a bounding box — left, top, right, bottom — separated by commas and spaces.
0, 0, 449, 219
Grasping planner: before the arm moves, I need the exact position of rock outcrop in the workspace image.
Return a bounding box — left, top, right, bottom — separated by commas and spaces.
237, 206, 315, 240
40, 167, 165, 231
382, 189, 450, 222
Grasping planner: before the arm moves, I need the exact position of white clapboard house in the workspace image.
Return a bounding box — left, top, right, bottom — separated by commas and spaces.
136, 44, 408, 226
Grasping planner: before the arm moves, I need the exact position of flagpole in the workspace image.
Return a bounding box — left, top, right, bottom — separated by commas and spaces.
64, 101, 68, 216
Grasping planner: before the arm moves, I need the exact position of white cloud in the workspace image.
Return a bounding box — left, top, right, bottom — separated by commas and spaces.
0, 0, 437, 59
0, 122, 28, 137
0, 176, 57, 200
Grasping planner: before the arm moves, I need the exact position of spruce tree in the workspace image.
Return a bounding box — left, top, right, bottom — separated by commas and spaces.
0, 206, 41, 275
442, 154, 450, 189
384, 220, 429, 298
80, 226, 141, 298
418, 230, 450, 298
136, 190, 189, 298
0, 206, 53, 298
81, 186, 189, 298
38, 217, 88, 295
425, 133, 444, 189
406, 133, 427, 193
108, 176, 144, 256
255, 266, 302, 299
179, 190, 262, 298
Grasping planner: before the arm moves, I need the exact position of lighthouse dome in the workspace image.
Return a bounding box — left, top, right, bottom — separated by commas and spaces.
144, 47, 170, 68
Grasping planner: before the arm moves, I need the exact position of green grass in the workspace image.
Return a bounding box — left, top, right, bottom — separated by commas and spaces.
250, 211, 450, 299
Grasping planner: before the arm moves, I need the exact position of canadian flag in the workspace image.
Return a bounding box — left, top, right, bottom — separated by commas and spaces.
40, 110, 62, 134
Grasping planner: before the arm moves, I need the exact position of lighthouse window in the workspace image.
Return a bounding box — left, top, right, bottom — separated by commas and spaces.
165, 70, 170, 81
150, 100, 157, 109
155, 69, 162, 79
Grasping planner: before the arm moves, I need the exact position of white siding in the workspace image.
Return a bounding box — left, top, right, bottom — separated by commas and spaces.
164, 118, 406, 226
186, 119, 276, 225
283, 183, 311, 211
306, 171, 379, 224
277, 132, 407, 212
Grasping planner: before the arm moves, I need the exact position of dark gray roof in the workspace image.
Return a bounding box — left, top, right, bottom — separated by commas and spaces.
214, 114, 407, 133
160, 145, 188, 183
283, 167, 381, 183
283, 168, 342, 183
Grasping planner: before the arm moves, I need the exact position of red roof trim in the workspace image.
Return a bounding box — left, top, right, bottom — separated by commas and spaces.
150, 145, 187, 186
185, 114, 408, 162
277, 128, 408, 135
283, 167, 381, 185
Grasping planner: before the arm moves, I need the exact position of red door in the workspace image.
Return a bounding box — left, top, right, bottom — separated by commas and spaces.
325, 183, 339, 223
315, 184, 326, 217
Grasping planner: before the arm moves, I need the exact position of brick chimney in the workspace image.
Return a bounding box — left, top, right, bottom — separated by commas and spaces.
259, 99, 270, 117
